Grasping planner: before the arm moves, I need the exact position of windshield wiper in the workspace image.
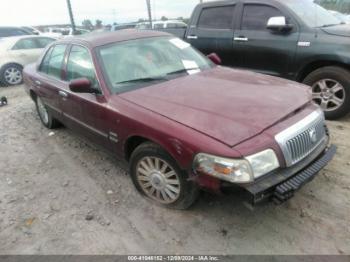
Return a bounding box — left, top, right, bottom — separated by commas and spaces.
115, 77, 167, 85
166, 68, 200, 76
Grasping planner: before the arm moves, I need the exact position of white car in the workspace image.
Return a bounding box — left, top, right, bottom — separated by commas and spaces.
329, 10, 350, 24
153, 20, 187, 29
42, 27, 90, 38
0, 35, 55, 86
136, 20, 187, 30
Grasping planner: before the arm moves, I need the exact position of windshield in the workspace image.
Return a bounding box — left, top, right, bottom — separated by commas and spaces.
285, 1, 343, 28
97, 36, 212, 93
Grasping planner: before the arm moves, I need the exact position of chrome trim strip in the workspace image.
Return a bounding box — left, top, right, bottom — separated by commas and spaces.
63, 113, 108, 138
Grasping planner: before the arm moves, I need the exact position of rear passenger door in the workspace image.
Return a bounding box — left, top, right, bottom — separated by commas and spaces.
234, 3, 300, 78
36, 44, 68, 122
186, 4, 241, 66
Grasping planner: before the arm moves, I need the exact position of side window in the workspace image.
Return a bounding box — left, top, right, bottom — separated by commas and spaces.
66, 45, 98, 89
36, 38, 55, 48
39, 46, 54, 73
154, 24, 164, 29
242, 4, 284, 31
45, 45, 66, 79
12, 38, 38, 50
198, 6, 235, 29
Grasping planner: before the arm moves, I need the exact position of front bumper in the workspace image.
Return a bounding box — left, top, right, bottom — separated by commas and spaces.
239, 143, 337, 205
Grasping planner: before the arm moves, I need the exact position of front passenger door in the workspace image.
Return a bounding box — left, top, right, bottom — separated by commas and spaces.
64, 45, 112, 151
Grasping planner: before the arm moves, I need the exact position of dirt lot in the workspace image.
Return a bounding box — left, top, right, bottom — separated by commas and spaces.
0, 85, 349, 255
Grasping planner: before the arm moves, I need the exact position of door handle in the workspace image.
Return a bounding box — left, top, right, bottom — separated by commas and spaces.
234, 37, 249, 42
187, 35, 198, 39
58, 90, 68, 98
34, 80, 41, 87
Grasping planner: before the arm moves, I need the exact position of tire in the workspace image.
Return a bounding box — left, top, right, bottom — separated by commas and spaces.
35, 95, 60, 129
303, 66, 350, 120
0, 63, 23, 86
129, 142, 199, 210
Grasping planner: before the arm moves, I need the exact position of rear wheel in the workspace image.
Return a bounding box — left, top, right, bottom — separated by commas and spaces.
0, 64, 23, 86
35, 96, 60, 129
129, 142, 199, 209
303, 66, 350, 119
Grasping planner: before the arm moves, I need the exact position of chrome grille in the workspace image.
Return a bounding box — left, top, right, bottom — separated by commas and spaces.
275, 110, 327, 167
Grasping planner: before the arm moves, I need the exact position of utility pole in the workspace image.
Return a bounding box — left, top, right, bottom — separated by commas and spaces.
146, 0, 153, 28
66, 0, 77, 34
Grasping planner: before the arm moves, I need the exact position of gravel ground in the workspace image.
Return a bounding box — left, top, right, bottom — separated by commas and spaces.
0, 85, 349, 255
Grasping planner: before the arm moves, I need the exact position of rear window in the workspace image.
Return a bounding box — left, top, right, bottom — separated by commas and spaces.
198, 6, 235, 29
12, 38, 38, 50
154, 23, 164, 29
0, 28, 28, 37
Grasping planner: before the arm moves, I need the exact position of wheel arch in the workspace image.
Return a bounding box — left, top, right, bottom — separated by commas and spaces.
123, 135, 190, 170
0, 62, 24, 71
124, 135, 151, 162
297, 60, 350, 82
29, 89, 37, 102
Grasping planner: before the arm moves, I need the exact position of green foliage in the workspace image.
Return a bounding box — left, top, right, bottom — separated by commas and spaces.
82, 19, 93, 30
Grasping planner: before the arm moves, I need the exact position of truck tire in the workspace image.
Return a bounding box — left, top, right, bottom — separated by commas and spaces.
0, 63, 23, 86
303, 66, 350, 120
129, 142, 199, 210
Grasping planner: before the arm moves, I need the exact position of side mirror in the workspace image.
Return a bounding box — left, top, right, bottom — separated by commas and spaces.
207, 53, 222, 65
267, 16, 293, 32
69, 78, 96, 93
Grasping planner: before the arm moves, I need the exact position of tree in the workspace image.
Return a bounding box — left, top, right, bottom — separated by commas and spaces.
95, 19, 103, 29
161, 16, 168, 21
82, 19, 93, 30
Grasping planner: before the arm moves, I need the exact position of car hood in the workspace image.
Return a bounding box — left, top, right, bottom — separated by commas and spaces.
321, 24, 350, 37
119, 67, 311, 147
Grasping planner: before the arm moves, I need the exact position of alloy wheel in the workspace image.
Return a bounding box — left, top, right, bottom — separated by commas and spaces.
312, 79, 345, 112
4, 67, 22, 85
136, 157, 181, 204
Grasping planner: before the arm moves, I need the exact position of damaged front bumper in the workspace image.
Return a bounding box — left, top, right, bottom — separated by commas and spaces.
239, 142, 337, 205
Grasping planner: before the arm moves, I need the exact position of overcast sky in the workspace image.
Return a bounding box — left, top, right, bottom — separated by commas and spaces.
0, 0, 202, 27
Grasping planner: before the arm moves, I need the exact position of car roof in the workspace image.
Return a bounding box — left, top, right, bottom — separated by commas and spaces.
0, 35, 55, 50
154, 20, 186, 24
56, 29, 171, 48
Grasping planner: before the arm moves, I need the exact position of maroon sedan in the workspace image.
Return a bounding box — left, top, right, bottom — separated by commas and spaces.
23, 30, 336, 209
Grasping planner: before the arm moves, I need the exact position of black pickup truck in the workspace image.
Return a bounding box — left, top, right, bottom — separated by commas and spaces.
161, 0, 350, 119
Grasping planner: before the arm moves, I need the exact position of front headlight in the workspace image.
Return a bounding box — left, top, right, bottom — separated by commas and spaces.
246, 149, 280, 179
193, 149, 279, 184
193, 153, 254, 183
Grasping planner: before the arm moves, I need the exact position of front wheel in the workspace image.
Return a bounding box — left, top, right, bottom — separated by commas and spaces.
129, 142, 199, 209
303, 66, 350, 120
